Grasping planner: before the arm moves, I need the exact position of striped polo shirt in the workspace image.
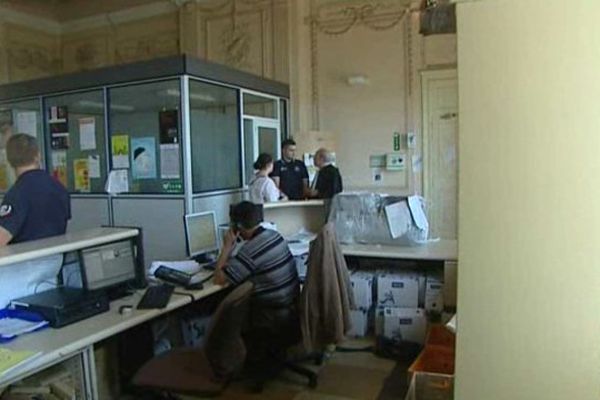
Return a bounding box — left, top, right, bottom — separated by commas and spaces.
223, 227, 300, 307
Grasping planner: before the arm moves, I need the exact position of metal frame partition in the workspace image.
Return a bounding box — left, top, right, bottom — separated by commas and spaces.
0, 55, 290, 267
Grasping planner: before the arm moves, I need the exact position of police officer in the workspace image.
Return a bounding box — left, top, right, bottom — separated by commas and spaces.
270, 139, 309, 200
0, 134, 70, 245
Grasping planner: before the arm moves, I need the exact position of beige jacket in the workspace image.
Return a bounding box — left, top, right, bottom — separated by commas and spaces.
300, 222, 355, 351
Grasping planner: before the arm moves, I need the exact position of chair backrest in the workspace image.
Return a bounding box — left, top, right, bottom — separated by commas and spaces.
204, 281, 254, 378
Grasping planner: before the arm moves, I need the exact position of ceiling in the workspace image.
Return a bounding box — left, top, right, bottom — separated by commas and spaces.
0, 0, 167, 22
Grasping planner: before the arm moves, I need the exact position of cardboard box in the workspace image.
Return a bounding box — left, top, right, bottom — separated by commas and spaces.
382, 307, 427, 344
347, 309, 369, 337
377, 274, 419, 308
425, 277, 444, 312
350, 271, 374, 310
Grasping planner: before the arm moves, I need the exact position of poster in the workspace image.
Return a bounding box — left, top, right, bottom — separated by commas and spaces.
159, 110, 179, 144
79, 117, 96, 150
16, 112, 37, 139
88, 155, 101, 179
51, 151, 68, 188
111, 134, 129, 169
74, 159, 90, 192
159, 144, 180, 179
105, 169, 129, 194
49, 106, 69, 150
131, 137, 157, 179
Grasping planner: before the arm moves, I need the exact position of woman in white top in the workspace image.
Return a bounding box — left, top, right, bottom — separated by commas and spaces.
249, 153, 284, 204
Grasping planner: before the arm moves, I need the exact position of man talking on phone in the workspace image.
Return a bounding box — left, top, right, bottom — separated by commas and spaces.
213, 201, 300, 383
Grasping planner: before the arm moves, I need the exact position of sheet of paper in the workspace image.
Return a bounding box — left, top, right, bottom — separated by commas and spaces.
15, 111, 37, 139
160, 144, 180, 179
384, 201, 412, 239
411, 155, 422, 173
131, 137, 157, 179
79, 117, 96, 150
111, 134, 129, 169
407, 195, 429, 231
51, 151, 68, 187
105, 169, 129, 194
88, 155, 101, 178
0, 318, 48, 338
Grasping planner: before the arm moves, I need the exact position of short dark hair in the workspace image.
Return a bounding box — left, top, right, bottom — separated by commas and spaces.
6, 134, 38, 168
230, 201, 263, 230
281, 138, 296, 149
253, 153, 273, 170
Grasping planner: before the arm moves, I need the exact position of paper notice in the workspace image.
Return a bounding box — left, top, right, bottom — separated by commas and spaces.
160, 144, 180, 179
111, 134, 129, 169
105, 169, 129, 194
16, 111, 37, 139
79, 117, 96, 150
51, 151, 68, 187
131, 137, 157, 179
74, 159, 90, 192
88, 155, 101, 179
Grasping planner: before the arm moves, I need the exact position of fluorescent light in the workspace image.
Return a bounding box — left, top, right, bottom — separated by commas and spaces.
160, 89, 216, 103
77, 100, 135, 112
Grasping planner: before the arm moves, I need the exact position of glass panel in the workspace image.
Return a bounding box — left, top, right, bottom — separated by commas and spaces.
109, 80, 183, 194
258, 126, 278, 157
243, 118, 254, 185
45, 90, 107, 193
243, 93, 277, 119
0, 99, 43, 192
280, 99, 288, 142
190, 80, 241, 192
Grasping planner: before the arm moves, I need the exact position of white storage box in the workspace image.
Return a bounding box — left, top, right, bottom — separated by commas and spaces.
425, 276, 444, 312
347, 309, 369, 337
383, 307, 426, 344
377, 274, 419, 308
350, 271, 374, 310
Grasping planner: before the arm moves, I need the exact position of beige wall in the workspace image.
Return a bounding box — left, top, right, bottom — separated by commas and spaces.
456, 1, 600, 399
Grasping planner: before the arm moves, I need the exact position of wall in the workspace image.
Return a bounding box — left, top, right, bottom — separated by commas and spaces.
456, 1, 600, 399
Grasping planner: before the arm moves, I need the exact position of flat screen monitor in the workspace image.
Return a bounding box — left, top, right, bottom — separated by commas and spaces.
81, 240, 137, 291
184, 211, 219, 258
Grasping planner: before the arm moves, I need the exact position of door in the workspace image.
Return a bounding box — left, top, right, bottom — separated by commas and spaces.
422, 70, 458, 240
243, 118, 280, 184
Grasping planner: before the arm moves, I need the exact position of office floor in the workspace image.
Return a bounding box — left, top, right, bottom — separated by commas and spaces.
176, 338, 408, 400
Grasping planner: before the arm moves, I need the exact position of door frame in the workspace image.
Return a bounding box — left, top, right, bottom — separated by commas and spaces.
421, 68, 458, 235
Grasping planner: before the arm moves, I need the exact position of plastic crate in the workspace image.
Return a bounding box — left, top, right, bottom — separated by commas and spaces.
406, 346, 454, 400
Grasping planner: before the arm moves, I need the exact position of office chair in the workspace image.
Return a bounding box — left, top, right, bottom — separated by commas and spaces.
132, 281, 253, 398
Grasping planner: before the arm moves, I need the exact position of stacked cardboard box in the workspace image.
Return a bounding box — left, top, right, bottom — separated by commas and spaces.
347, 271, 375, 337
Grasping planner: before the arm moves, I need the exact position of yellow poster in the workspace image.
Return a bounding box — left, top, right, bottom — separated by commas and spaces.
52, 151, 68, 188
111, 134, 130, 169
74, 159, 90, 192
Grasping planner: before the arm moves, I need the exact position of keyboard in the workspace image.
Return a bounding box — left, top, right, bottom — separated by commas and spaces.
137, 284, 175, 309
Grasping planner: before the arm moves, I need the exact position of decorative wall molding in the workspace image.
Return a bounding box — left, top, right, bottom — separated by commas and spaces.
0, 6, 61, 34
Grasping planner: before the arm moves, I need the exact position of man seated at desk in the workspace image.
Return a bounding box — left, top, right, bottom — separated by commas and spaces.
213, 201, 300, 377
0, 134, 70, 245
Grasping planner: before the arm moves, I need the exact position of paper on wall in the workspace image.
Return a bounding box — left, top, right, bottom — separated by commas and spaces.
88, 155, 101, 179
160, 144, 180, 179
79, 117, 96, 151
15, 111, 37, 139
411, 155, 422, 173
111, 134, 129, 169
131, 137, 157, 179
51, 151, 68, 187
105, 169, 129, 194
74, 159, 90, 192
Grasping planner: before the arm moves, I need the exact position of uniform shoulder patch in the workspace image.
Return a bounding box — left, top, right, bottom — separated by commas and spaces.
0, 204, 12, 217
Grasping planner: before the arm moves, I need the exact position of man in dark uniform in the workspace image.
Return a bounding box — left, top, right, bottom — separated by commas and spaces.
310, 148, 343, 199
271, 139, 309, 200
0, 134, 70, 245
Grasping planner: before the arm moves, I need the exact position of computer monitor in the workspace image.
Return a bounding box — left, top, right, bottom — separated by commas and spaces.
184, 211, 219, 260
80, 240, 137, 293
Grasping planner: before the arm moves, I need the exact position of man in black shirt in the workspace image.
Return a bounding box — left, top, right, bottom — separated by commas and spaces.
271, 139, 309, 200
311, 148, 343, 199
0, 134, 70, 245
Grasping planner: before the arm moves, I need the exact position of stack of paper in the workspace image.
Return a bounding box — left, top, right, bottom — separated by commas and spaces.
0, 317, 48, 341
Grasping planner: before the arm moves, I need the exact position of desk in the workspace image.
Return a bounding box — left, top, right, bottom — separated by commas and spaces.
341, 240, 458, 308
0, 282, 226, 398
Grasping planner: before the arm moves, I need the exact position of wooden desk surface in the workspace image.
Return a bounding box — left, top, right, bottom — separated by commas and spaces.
340, 240, 458, 261
0, 282, 225, 387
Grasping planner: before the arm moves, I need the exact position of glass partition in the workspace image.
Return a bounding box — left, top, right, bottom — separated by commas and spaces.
280, 99, 288, 142
109, 79, 183, 194
242, 93, 277, 119
190, 80, 241, 192
45, 90, 107, 193
0, 98, 43, 192
243, 118, 280, 185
